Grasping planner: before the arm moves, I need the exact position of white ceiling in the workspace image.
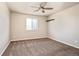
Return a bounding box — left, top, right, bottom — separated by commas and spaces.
7, 2, 79, 16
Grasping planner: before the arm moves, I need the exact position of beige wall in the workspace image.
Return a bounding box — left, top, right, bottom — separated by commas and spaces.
11, 12, 48, 41
48, 4, 79, 48
0, 3, 10, 55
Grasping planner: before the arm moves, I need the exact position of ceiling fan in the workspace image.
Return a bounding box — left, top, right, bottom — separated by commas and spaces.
32, 2, 53, 13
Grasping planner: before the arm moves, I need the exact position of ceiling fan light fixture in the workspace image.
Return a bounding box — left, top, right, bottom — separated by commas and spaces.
42, 10, 45, 13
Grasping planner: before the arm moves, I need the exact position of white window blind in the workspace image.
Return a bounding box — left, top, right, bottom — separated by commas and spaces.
26, 18, 38, 30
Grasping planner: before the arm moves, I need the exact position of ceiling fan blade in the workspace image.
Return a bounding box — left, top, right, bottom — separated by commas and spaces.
44, 8, 53, 10
40, 2, 47, 7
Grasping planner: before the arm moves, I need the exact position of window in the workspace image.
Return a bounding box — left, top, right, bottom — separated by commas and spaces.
26, 18, 38, 30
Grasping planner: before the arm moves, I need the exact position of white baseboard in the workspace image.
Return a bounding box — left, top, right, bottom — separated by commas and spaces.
48, 36, 79, 49
11, 37, 48, 42
0, 41, 10, 56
